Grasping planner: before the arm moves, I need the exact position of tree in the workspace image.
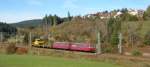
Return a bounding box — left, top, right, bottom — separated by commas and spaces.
107, 18, 121, 47
144, 31, 150, 45
53, 15, 57, 26
103, 10, 108, 13
52, 15, 62, 26
43, 14, 62, 26
110, 33, 119, 46
107, 18, 121, 42
121, 8, 128, 13
120, 12, 138, 21
119, 8, 139, 21
23, 33, 29, 44
143, 5, 150, 20
48, 15, 53, 25
67, 11, 72, 21
107, 18, 115, 41
0, 22, 17, 39
43, 15, 49, 35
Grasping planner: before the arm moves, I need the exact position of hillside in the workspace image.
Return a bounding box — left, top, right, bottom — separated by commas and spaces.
49, 18, 150, 45
11, 19, 43, 28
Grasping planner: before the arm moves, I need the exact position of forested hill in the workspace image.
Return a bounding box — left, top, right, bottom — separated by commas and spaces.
0, 22, 17, 35
11, 19, 43, 28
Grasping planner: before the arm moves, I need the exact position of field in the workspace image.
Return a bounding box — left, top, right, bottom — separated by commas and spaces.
0, 54, 121, 67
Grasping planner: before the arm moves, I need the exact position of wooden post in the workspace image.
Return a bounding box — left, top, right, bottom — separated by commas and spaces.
96, 31, 101, 54
0, 32, 3, 43
48, 33, 51, 45
15, 35, 17, 46
118, 33, 122, 54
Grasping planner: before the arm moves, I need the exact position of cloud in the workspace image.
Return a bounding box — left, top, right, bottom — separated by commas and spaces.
27, 0, 43, 6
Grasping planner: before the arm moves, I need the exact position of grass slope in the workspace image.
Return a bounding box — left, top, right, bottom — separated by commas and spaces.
0, 54, 121, 67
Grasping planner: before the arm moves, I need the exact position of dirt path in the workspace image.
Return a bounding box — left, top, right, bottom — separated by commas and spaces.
125, 52, 150, 58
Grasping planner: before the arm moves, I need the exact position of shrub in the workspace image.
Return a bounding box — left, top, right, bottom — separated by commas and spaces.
103, 47, 113, 53
131, 49, 142, 56
6, 44, 17, 54
144, 31, 150, 45
16, 47, 28, 55
141, 63, 150, 67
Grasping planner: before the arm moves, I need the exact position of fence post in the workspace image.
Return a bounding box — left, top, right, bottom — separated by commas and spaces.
118, 33, 123, 54
96, 31, 101, 54
0, 32, 3, 43
15, 35, 17, 46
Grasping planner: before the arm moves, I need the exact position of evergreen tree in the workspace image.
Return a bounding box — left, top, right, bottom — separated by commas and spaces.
110, 33, 119, 46
48, 15, 54, 25
53, 15, 57, 26
43, 15, 49, 25
107, 18, 121, 45
0, 22, 17, 39
119, 8, 139, 21
67, 11, 72, 21
121, 8, 128, 13
43, 14, 63, 26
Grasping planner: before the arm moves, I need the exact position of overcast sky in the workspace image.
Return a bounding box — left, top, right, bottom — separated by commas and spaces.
0, 0, 150, 23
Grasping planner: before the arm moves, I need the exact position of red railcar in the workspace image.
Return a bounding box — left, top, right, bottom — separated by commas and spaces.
70, 43, 95, 52
52, 42, 96, 52
52, 42, 71, 50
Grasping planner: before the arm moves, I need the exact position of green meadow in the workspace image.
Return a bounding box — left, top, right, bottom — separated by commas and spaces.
0, 54, 121, 67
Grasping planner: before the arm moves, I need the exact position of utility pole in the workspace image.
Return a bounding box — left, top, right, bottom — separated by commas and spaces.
96, 31, 101, 54
29, 32, 32, 48
118, 33, 123, 54
28, 32, 32, 54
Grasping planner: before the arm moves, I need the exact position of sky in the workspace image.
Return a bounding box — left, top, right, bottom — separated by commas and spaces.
0, 0, 150, 23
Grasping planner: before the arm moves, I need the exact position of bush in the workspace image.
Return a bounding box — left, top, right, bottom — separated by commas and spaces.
141, 63, 150, 67
144, 31, 150, 45
120, 12, 139, 21
16, 47, 28, 55
103, 47, 113, 53
131, 49, 142, 56
6, 44, 17, 54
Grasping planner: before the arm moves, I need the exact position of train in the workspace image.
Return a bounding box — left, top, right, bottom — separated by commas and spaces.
32, 39, 96, 52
